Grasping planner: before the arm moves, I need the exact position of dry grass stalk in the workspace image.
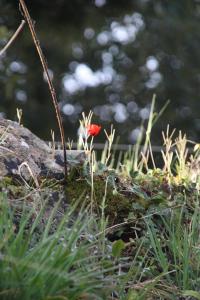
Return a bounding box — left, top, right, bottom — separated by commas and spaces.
16, 108, 23, 125
161, 125, 175, 175
175, 131, 188, 180
0, 20, 26, 57
104, 124, 115, 166
18, 161, 40, 189
78, 111, 93, 152
19, 0, 67, 182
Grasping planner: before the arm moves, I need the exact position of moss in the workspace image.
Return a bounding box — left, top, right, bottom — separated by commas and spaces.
67, 175, 133, 224
1, 165, 189, 229
0, 176, 26, 199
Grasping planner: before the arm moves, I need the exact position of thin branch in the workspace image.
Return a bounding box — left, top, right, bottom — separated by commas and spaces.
18, 0, 68, 183
0, 20, 26, 57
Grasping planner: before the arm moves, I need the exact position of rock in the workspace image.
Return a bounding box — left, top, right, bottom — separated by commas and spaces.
0, 118, 87, 180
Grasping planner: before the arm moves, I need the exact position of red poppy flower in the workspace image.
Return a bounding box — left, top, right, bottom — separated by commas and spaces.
87, 124, 101, 136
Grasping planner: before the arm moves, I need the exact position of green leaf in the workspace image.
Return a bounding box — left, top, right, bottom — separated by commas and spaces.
131, 184, 149, 200
151, 193, 166, 203
112, 239, 126, 258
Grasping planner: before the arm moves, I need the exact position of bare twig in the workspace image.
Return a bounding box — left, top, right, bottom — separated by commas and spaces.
0, 20, 26, 57
18, 0, 67, 183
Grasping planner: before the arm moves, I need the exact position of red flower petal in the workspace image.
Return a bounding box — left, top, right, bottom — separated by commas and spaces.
87, 124, 101, 136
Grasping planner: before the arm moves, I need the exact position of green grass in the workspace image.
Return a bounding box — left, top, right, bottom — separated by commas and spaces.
1, 105, 200, 299
144, 200, 200, 299
0, 193, 117, 300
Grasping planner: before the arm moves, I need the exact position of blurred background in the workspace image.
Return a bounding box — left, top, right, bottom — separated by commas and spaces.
0, 0, 200, 145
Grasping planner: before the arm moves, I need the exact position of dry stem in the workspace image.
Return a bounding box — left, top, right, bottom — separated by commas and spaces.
0, 20, 26, 57
18, 0, 67, 182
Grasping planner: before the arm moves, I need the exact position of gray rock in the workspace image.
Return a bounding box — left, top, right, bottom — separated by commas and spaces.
0, 118, 86, 180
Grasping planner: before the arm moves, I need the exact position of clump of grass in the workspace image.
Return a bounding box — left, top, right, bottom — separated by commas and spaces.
144, 200, 200, 299
0, 193, 116, 300
0, 187, 156, 300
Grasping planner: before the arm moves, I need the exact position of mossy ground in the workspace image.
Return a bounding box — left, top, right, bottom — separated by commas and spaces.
0, 164, 198, 242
